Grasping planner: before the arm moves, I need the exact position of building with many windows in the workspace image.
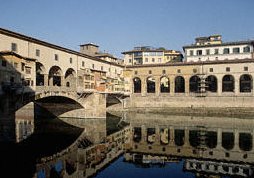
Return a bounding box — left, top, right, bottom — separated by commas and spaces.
122, 46, 183, 66
183, 35, 254, 62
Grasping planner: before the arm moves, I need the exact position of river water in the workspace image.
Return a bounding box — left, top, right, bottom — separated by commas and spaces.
0, 111, 254, 178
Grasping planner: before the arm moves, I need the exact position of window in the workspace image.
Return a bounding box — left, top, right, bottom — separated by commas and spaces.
233, 47, 240, 54
177, 69, 181, 73
162, 70, 166, 74
190, 50, 194, 56
115, 69, 117, 74
145, 58, 148, 62
109, 68, 111, 72
134, 71, 138, 75
148, 70, 152, 74
14, 62, 18, 68
92, 64, 94, 69
193, 69, 197, 73
223, 48, 230, 54
21, 63, 25, 71
226, 67, 230, 72
101, 66, 103, 71
209, 68, 213, 72
82, 61, 85, 67
244, 66, 248, 71
243, 46, 250, 53
70, 58, 72, 64
152, 58, 155, 62
54, 54, 58, 61
36, 49, 40, 57
129, 59, 132, 63
206, 49, 210, 55
197, 50, 202, 56
11, 43, 17, 52
2, 60, 7, 67
25, 67, 31, 74
214, 49, 219, 54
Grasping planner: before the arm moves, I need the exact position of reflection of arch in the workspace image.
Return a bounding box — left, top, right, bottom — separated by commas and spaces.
222, 75, 235, 92
175, 76, 185, 93
147, 77, 155, 93
133, 77, 141, 93
239, 133, 252, 151
206, 75, 217, 92
240, 74, 252, 93
65, 68, 76, 87
48, 66, 63, 86
222, 132, 234, 150
189, 75, 200, 93
36, 62, 46, 86
160, 76, 170, 93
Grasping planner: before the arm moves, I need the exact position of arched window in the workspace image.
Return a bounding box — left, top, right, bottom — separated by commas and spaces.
175, 76, 185, 93
206, 75, 217, 92
36, 62, 46, 86
222, 75, 234, 92
160, 76, 170, 93
147, 77, 155, 93
222, 132, 234, 150
48, 66, 63, 86
240, 74, 252, 93
189, 75, 200, 93
65, 68, 76, 88
133, 77, 141, 93
239, 133, 252, 151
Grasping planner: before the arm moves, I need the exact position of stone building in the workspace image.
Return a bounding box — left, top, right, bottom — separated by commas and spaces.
122, 46, 183, 66
183, 34, 254, 62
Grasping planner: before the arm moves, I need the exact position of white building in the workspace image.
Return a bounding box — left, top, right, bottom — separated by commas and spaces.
183, 35, 254, 62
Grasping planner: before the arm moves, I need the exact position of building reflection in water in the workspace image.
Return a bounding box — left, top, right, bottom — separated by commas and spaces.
34, 113, 254, 178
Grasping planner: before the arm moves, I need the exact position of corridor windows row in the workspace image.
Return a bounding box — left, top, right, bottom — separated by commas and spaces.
133, 74, 253, 94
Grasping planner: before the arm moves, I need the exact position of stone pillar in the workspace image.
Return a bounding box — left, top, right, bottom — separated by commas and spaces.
169, 126, 175, 145
141, 77, 146, 96
217, 76, 222, 96
170, 76, 175, 96
185, 76, 190, 96
48, 75, 53, 86
156, 76, 160, 96
184, 128, 190, 146
234, 78, 240, 96
61, 76, 65, 87
233, 129, 240, 150
43, 74, 48, 86
217, 128, 222, 148
141, 125, 147, 143
155, 125, 160, 144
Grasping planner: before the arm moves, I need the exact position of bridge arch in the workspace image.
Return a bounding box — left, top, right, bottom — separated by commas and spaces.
48, 66, 63, 86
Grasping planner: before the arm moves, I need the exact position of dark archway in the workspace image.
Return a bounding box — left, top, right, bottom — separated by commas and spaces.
222, 132, 234, 150
160, 76, 170, 93
133, 77, 141, 93
36, 62, 46, 86
175, 129, 185, 146
240, 74, 252, 93
65, 68, 76, 88
147, 77, 155, 93
189, 75, 201, 93
175, 76, 185, 93
206, 75, 217, 92
222, 75, 235, 92
48, 66, 63, 86
239, 133, 252, 151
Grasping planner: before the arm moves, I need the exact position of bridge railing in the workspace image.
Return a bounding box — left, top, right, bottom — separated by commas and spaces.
35, 86, 77, 93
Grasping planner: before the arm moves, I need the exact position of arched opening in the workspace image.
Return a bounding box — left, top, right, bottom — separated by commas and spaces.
48, 66, 62, 86
133, 127, 141, 142
240, 74, 253, 93
160, 76, 170, 93
175, 76, 185, 93
147, 77, 155, 93
206, 75, 217, 92
239, 133, 252, 151
65, 68, 76, 88
133, 77, 141, 93
189, 75, 201, 93
175, 129, 185, 146
36, 62, 46, 86
222, 75, 235, 92
222, 132, 234, 150
206, 131, 217, 149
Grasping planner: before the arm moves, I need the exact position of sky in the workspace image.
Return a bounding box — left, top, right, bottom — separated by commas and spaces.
1, 0, 254, 58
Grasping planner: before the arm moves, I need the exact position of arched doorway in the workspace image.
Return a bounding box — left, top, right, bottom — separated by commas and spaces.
133, 77, 141, 93
240, 74, 252, 93
160, 76, 170, 93
189, 75, 201, 93
175, 76, 185, 93
36, 62, 46, 86
222, 75, 235, 92
206, 75, 217, 92
65, 68, 76, 88
48, 66, 63, 86
147, 77, 155, 93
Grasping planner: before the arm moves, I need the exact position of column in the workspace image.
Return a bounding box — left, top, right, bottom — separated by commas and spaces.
43, 74, 48, 86
184, 128, 190, 147
217, 75, 222, 96
156, 76, 160, 97
141, 125, 147, 143
141, 77, 146, 96
233, 129, 240, 151
170, 76, 175, 96
234, 77, 240, 96
61, 76, 65, 87
185, 76, 190, 96
169, 126, 175, 145
217, 128, 222, 149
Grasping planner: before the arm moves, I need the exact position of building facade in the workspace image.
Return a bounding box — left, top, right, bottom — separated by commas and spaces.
183, 35, 254, 62
122, 46, 183, 66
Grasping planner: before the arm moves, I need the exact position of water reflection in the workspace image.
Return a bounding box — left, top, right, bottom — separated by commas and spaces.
2, 112, 254, 178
